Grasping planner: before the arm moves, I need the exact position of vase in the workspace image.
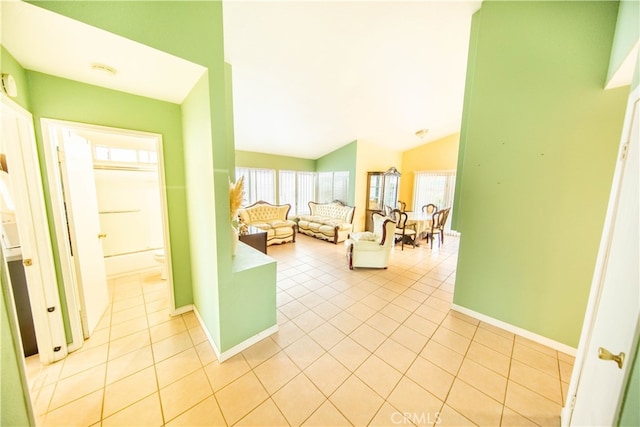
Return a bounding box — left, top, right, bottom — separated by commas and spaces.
231, 224, 239, 257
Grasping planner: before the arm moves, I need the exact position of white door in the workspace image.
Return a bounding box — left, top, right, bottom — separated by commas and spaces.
567, 93, 639, 425
1, 96, 67, 363
59, 133, 109, 338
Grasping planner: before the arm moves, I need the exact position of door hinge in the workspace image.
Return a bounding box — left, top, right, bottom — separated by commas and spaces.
53, 346, 61, 352
621, 142, 629, 160
56, 147, 64, 163
47, 306, 56, 313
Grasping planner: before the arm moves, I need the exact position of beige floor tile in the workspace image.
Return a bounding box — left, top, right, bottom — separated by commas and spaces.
106, 345, 154, 384
421, 340, 464, 376
558, 351, 575, 365
390, 324, 431, 353
387, 377, 444, 426
271, 373, 325, 425
147, 308, 172, 327
512, 342, 559, 378
379, 302, 411, 323
457, 358, 508, 403
330, 374, 385, 426
515, 335, 557, 357
59, 343, 109, 379
236, 398, 289, 426
369, 402, 405, 427
304, 353, 351, 396
501, 406, 537, 426
392, 294, 422, 311
329, 311, 362, 334
302, 400, 351, 426
81, 328, 111, 351
165, 395, 226, 426
559, 360, 574, 383
195, 340, 216, 366
404, 313, 439, 337
437, 404, 476, 426
504, 380, 561, 426
366, 312, 401, 336
102, 392, 163, 426
345, 301, 378, 322
466, 341, 511, 377
311, 300, 342, 320
160, 369, 213, 422
406, 356, 455, 401
298, 291, 326, 309
32, 382, 56, 416
445, 379, 503, 426
478, 321, 515, 340
152, 330, 194, 362
350, 323, 386, 352
472, 326, 514, 356
155, 347, 203, 388
108, 329, 151, 360
253, 351, 301, 394
215, 371, 269, 425
48, 364, 106, 411
181, 311, 200, 329
308, 322, 346, 350
291, 310, 326, 333
241, 337, 281, 368
204, 352, 251, 391
415, 305, 449, 324
271, 320, 306, 349
439, 314, 478, 339
103, 366, 158, 417
109, 314, 149, 341
374, 338, 417, 373
509, 359, 563, 404
279, 300, 309, 320
329, 336, 371, 371
150, 316, 187, 343
188, 326, 207, 345
283, 335, 325, 369
110, 304, 146, 326
432, 326, 472, 355
355, 354, 402, 399
43, 389, 103, 427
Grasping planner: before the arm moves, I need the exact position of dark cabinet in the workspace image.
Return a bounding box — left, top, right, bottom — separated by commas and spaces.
365, 167, 400, 231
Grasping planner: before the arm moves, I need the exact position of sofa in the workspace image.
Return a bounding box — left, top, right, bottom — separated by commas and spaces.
237, 201, 296, 246
297, 201, 355, 244
345, 212, 396, 269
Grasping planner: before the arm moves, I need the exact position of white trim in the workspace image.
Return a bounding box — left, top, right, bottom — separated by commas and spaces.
40, 119, 175, 348
562, 86, 640, 426
1, 96, 68, 364
192, 305, 279, 363
170, 303, 194, 317
605, 41, 639, 90
451, 304, 577, 356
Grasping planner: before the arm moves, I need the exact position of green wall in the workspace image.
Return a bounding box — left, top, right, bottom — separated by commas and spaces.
1, 250, 33, 426
236, 150, 316, 172
26, 71, 193, 307
607, 0, 640, 86
453, 1, 628, 347
316, 140, 357, 206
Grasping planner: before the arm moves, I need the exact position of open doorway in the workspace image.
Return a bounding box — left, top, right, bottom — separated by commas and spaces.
40, 119, 175, 346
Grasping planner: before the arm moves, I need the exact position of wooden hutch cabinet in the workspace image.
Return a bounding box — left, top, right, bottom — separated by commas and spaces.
365, 167, 400, 231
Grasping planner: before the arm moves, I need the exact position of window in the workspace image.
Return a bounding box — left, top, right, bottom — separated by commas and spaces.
317, 171, 349, 203
236, 167, 276, 205
296, 172, 316, 215
278, 170, 296, 211
413, 170, 456, 231
92, 145, 158, 165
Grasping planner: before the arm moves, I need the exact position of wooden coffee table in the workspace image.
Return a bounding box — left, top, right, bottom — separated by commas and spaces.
239, 226, 268, 254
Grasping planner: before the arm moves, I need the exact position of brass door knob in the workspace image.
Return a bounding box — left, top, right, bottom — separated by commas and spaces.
98, 233, 107, 239
598, 347, 625, 369
23, 258, 33, 267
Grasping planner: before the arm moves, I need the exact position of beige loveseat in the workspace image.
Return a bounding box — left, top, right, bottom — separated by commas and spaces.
297, 201, 355, 244
237, 201, 296, 246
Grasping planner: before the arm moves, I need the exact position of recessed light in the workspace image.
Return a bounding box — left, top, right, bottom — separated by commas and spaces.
91, 63, 117, 76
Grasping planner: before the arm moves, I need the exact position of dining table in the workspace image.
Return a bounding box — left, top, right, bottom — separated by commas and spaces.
405, 211, 434, 239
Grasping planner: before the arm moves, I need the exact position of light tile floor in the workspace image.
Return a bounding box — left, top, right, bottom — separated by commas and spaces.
25, 234, 574, 426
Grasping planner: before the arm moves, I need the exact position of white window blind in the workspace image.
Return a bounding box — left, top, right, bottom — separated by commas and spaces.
278, 170, 296, 211
296, 172, 316, 215
236, 167, 275, 205
317, 172, 333, 203
317, 171, 349, 204
413, 170, 456, 230
333, 171, 349, 204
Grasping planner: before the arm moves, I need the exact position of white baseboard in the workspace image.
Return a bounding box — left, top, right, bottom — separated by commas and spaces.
451, 304, 577, 356
171, 304, 194, 317
191, 305, 279, 363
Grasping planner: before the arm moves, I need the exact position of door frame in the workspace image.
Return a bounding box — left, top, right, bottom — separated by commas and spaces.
561, 86, 640, 425
40, 119, 175, 347
1, 94, 67, 363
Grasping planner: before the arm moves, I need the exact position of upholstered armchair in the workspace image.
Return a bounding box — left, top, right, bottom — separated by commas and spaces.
345, 212, 396, 270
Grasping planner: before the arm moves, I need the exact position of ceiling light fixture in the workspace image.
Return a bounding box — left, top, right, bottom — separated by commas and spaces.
415, 129, 429, 139
91, 63, 117, 76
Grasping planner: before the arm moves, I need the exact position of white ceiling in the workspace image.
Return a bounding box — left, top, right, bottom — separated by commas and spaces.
1, 0, 481, 160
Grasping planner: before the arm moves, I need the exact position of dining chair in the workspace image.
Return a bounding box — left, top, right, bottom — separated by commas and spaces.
391, 208, 416, 250
421, 203, 438, 215
427, 207, 451, 248
397, 200, 407, 212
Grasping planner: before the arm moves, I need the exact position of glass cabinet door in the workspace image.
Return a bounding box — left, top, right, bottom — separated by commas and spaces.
367, 173, 383, 211
383, 174, 399, 210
